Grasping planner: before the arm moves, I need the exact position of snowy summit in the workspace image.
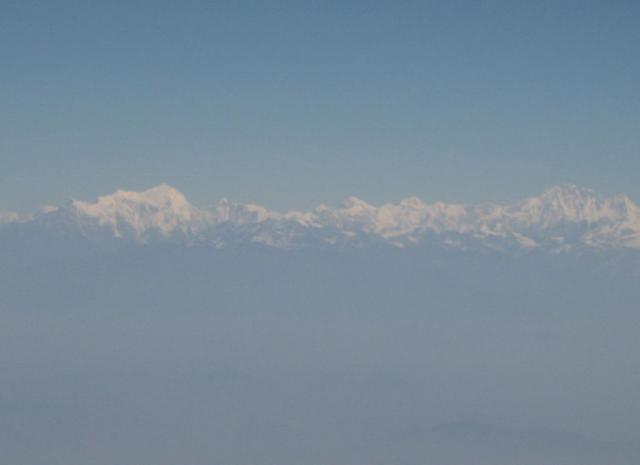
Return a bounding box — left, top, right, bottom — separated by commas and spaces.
2, 184, 640, 252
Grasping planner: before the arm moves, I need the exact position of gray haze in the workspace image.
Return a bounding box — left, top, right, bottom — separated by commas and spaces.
1, 229, 640, 464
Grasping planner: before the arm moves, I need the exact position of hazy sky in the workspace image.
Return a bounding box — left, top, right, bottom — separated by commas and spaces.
2, 0, 639, 212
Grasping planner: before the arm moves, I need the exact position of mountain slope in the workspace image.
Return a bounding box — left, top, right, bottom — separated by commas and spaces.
2, 184, 639, 251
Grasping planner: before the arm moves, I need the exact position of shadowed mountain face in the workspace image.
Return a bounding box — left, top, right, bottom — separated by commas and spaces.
2, 184, 640, 251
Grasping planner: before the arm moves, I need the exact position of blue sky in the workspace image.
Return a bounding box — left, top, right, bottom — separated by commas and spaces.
2, 0, 639, 212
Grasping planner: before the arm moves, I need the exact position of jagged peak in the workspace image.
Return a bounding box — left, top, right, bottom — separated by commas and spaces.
5, 183, 640, 250
96, 183, 188, 207
505, 184, 609, 226
212, 198, 275, 224
539, 183, 596, 199
66, 184, 209, 241
522, 185, 600, 213
71, 184, 196, 218
397, 196, 427, 209
341, 196, 374, 211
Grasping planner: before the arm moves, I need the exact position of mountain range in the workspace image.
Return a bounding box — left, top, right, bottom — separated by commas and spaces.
2, 184, 640, 252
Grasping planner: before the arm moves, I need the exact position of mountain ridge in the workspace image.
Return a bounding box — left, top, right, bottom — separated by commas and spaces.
2, 184, 640, 251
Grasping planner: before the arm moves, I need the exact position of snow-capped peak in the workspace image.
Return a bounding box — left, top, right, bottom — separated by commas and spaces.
530, 184, 604, 224
506, 184, 635, 226
213, 198, 274, 224
342, 196, 376, 212
74, 183, 190, 211
70, 184, 211, 242
8, 183, 640, 251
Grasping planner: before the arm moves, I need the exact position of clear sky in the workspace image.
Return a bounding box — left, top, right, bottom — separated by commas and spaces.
2, 0, 639, 212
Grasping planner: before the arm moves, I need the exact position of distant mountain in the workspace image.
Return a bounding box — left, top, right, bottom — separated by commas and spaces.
2, 184, 639, 252
0, 211, 21, 224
